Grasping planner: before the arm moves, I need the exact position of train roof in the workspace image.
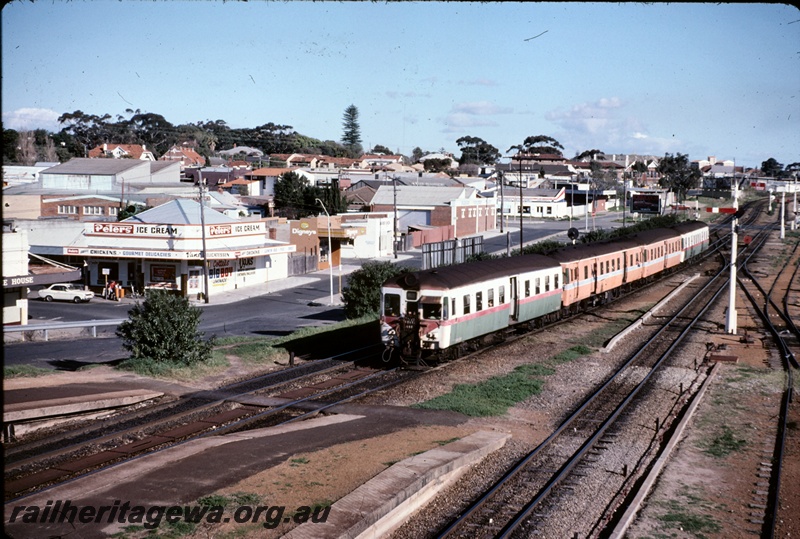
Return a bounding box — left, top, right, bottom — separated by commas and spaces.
547, 240, 637, 263
383, 254, 559, 291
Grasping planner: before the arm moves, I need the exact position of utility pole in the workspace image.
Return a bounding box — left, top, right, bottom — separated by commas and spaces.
198, 174, 210, 304
518, 154, 523, 250
392, 177, 398, 259
316, 198, 335, 305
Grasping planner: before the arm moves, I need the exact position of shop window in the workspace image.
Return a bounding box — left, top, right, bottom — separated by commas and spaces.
83, 206, 104, 215
58, 205, 77, 214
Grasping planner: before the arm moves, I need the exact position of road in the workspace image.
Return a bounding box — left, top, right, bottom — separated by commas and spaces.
5, 212, 626, 370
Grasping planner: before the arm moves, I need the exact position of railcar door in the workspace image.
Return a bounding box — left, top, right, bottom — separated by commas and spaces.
509, 276, 519, 321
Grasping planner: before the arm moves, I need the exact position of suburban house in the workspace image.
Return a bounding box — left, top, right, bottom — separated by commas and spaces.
160, 145, 206, 168
88, 143, 156, 161
246, 167, 297, 197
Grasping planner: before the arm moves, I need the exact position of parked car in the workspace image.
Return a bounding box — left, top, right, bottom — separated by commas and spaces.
38, 283, 94, 303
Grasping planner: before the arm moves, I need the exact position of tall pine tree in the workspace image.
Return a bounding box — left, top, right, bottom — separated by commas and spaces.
341, 105, 363, 158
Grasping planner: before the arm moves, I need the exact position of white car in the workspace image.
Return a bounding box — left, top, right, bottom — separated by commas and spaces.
38, 283, 94, 303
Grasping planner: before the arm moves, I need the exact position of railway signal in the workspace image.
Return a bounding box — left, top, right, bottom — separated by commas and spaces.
707, 206, 739, 333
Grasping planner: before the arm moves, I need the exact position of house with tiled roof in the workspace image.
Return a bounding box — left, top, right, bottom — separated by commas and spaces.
88, 143, 156, 161
246, 167, 298, 197
160, 145, 206, 168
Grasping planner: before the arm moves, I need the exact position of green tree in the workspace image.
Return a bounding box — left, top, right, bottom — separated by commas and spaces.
411, 147, 425, 163
422, 158, 453, 173
761, 157, 783, 178
575, 149, 605, 161
274, 171, 311, 219
509, 135, 564, 156
341, 104, 363, 158
342, 261, 411, 318
116, 291, 214, 366
370, 144, 392, 155
456, 136, 500, 165
657, 153, 700, 202
3, 129, 19, 163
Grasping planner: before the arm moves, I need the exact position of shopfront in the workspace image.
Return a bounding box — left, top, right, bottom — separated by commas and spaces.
65, 201, 294, 297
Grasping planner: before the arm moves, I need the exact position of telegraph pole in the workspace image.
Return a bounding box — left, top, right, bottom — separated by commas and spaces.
198, 174, 210, 304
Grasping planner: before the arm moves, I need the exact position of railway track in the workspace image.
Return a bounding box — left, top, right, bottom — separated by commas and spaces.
437, 256, 730, 538
735, 217, 799, 537
431, 201, 790, 538
4, 344, 420, 502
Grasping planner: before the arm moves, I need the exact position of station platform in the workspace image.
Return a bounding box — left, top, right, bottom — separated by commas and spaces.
3, 400, 490, 539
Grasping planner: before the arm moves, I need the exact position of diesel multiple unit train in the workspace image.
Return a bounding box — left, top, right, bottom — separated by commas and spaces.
380, 221, 709, 361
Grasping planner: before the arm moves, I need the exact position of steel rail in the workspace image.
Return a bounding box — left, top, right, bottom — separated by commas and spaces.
437, 261, 729, 539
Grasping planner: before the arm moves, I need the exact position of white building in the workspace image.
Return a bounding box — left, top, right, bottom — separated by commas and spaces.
62, 199, 294, 298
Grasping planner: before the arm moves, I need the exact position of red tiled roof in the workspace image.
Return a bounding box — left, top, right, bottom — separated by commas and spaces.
89, 144, 149, 159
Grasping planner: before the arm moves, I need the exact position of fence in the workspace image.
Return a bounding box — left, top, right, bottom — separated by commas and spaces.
421, 236, 484, 270
4, 319, 126, 342
287, 254, 318, 276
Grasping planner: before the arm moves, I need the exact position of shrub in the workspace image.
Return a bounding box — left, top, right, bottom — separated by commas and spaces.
115, 291, 215, 366
341, 261, 411, 318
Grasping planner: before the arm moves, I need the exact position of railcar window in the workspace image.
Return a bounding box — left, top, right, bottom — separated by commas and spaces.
488, 289, 494, 307
584, 266, 588, 279
463, 295, 471, 314
555, 274, 559, 289
383, 293, 400, 317
422, 302, 442, 320
563, 269, 569, 285
452, 298, 456, 317
525, 280, 530, 297
476, 292, 483, 311
499, 286, 505, 303
535, 277, 541, 295
545, 275, 550, 292
443, 298, 449, 320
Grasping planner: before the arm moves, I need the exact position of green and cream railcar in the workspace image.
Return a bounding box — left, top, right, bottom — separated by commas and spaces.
381, 254, 561, 359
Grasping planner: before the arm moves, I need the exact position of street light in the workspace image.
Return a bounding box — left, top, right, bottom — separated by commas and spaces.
315, 198, 334, 305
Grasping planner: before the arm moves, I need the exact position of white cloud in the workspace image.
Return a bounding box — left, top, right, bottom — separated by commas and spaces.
451, 101, 513, 116
545, 97, 684, 156
2, 108, 61, 131
441, 112, 498, 133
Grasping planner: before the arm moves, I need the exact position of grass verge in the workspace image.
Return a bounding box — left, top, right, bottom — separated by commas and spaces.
413, 345, 591, 416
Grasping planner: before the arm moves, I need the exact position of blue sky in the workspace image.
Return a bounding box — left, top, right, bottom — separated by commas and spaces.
3, 1, 799, 168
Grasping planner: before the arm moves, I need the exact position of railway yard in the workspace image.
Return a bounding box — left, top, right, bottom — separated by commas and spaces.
4, 203, 799, 539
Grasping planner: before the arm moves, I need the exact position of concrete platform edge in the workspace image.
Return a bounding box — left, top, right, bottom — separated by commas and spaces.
282, 430, 511, 539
